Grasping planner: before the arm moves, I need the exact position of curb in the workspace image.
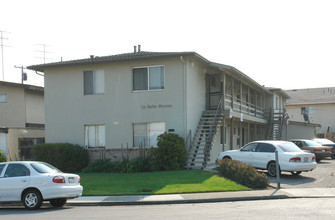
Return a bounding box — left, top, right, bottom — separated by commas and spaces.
67, 195, 290, 207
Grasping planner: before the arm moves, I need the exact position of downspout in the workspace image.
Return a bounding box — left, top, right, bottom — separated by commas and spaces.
180, 56, 187, 139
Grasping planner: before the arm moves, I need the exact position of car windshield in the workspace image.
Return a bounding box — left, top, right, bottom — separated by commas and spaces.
278, 142, 303, 152
304, 140, 322, 146
30, 162, 61, 173
315, 139, 335, 145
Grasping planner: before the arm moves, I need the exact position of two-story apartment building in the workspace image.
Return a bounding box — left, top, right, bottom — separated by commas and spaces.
28, 48, 289, 168
285, 87, 335, 140
0, 81, 45, 161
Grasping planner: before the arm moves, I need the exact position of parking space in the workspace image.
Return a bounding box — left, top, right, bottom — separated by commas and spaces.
268, 158, 335, 188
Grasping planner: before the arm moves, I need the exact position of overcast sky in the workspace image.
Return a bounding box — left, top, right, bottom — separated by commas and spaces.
1, 0, 334, 89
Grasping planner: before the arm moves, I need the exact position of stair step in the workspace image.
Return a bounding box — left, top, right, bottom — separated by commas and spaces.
185, 166, 204, 170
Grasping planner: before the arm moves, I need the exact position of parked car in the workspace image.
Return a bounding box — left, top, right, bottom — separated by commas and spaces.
217, 140, 317, 177
313, 138, 335, 159
290, 139, 332, 162
0, 161, 83, 209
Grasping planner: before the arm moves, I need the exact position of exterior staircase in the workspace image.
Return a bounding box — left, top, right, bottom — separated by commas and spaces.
265, 109, 286, 140
185, 110, 223, 169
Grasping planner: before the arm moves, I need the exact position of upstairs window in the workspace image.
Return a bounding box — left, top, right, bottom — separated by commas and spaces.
0, 94, 7, 103
133, 66, 164, 91
84, 70, 104, 95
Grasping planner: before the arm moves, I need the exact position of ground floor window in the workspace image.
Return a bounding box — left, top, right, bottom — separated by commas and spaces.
19, 138, 45, 160
85, 125, 105, 148
133, 122, 165, 148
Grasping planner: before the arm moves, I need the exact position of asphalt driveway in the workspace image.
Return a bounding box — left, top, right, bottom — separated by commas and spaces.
268, 158, 335, 188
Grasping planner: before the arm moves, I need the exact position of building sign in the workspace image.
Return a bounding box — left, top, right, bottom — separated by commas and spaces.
141, 104, 173, 109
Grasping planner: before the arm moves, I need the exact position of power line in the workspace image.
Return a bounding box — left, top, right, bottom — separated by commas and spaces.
0, 30, 10, 81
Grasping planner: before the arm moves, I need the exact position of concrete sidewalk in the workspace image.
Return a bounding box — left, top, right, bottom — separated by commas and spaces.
67, 187, 335, 206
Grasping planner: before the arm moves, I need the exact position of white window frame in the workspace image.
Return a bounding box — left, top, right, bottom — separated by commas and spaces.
132, 65, 165, 92
0, 94, 7, 103
83, 69, 105, 95
133, 122, 165, 147
84, 125, 105, 148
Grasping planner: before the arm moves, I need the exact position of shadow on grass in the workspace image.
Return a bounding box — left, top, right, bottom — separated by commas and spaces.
80, 170, 249, 196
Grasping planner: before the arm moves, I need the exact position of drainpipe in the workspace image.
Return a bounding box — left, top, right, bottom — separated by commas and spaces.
180, 56, 187, 139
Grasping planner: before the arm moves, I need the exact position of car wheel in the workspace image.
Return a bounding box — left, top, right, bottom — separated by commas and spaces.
291, 171, 302, 176
223, 156, 232, 160
50, 198, 67, 207
267, 161, 280, 177
23, 189, 43, 210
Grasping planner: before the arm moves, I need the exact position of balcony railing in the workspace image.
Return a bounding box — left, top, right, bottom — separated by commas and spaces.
224, 94, 264, 118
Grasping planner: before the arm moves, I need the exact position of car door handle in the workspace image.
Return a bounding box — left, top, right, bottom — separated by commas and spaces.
22, 180, 27, 182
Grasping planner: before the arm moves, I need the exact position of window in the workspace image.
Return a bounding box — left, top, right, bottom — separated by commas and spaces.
256, 143, 276, 152
133, 66, 164, 91
301, 106, 315, 115
30, 162, 61, 173
0, 94, 6, 103
241, 143, 258, 151
133, 122, 165, 147
4, 164, 30, 177
84, 70, 104, 95
19, 138, 45, 160
0, 164, 5, 175
85, 125, 105, 148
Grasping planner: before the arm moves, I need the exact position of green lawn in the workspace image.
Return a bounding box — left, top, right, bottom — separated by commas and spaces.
79, 170, 250, 196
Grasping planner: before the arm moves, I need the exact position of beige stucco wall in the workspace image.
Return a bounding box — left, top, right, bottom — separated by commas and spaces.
185, 58, 207, 140
286, 123, 316, 140
25, 90, 45, 124
44, 56, 198, 148
0, 86, 26, 127
286, 103, 335, 134
7, 128, 45, 161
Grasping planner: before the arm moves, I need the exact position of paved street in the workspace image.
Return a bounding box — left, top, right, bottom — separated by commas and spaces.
1, 197, 335, 219
1, 157, 335, 219
268, 157, 335, 188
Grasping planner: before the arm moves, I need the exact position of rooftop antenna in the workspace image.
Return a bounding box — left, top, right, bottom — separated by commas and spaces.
35, 43, 52, 63
0, 30, 10, 81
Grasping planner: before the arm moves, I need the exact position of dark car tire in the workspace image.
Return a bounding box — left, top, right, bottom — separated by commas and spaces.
23, 189, 43, 210
291, 171, 302, 175
50, 198, 67, 207
267, 161, 280, 177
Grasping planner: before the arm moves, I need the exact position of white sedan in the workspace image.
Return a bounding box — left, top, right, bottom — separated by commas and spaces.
217, 140, 317, 177
0, 161, 83, 209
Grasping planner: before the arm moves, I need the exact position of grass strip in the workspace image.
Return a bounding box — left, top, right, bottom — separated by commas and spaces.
79, 170, 249, 196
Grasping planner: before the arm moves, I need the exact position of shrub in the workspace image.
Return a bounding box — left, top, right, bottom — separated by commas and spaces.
33, 143, 89, 173
150, 132, 186, 171
217, 159, 269, 189
82, 158, 154, 173
0, 150, 7, 162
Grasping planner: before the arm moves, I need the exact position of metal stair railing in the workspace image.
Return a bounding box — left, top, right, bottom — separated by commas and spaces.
203, 95, 224, 167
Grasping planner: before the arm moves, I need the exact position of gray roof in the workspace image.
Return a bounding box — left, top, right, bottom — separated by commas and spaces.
0, 81, 44, 93
266, 87, 290, 99
27, 50, 271, 94
285, 87, 335, 105
27, 51, 209, 72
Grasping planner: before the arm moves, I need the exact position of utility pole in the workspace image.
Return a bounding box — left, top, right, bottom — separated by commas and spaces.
14, 65, 28, 84
0, 30, 10, 81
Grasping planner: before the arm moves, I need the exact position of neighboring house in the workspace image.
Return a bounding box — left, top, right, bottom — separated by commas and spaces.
28, 47, 289, 168
285, 87, 335, 140
0, 81, 45, 161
